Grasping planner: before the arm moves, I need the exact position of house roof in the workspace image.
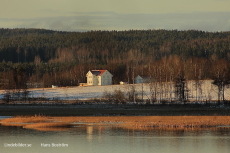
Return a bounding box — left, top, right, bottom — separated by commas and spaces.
90, 70, 107, 76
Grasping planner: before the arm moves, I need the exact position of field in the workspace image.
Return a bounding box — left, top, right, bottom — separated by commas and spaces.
0, 80, 230, 117
0, 80, 230, 103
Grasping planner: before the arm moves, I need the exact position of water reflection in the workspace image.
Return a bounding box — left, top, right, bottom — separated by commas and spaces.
86, 126, 93, 141
0, 124, 230, 153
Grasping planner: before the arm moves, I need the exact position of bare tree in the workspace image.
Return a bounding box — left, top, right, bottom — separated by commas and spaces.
175, 74, 187, 104
211, 60, 230, 105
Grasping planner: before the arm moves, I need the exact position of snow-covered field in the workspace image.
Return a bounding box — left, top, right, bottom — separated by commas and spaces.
0, 80, 230, 101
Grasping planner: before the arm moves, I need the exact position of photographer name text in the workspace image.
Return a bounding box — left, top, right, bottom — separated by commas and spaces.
41, 143, 68, 147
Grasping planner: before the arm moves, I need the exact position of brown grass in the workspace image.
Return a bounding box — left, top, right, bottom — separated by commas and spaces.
1, 116, 230, 128
53, 116, 230, 127
0, 122, 28, 127
0, 115, 54, 123
23, 122, 72, 129
27, 127, 72, 131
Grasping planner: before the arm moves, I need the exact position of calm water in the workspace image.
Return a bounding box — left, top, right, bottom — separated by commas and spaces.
0, 124, 230, 153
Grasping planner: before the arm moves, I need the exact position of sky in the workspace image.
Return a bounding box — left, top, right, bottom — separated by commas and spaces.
0, 0, 230, 32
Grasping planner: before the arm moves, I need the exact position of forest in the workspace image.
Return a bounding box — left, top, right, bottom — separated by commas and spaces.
0, 28, 230, 103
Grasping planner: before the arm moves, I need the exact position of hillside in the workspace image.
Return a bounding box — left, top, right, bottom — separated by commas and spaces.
1, 29, 230, 63
1, 29, 230, 88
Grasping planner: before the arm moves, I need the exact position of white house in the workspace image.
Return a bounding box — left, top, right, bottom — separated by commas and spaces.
134, 75, 150, 84
86, 70, 113, 86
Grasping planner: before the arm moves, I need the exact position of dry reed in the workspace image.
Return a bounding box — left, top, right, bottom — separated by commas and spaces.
23, 122, 72, 129
0, 115, 54, 123
1, 116, 230, 128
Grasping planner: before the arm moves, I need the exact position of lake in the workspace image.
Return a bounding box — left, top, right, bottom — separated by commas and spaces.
1, 122, 230, 153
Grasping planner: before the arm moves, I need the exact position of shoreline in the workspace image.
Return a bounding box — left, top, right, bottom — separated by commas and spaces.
1, 104, 230, 131
1, 104, 230, 116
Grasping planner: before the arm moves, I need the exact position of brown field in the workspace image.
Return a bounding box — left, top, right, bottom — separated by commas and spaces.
1, 116, 230, 129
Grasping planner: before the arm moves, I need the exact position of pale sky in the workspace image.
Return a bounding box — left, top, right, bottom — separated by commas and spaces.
1, 0, 230, 31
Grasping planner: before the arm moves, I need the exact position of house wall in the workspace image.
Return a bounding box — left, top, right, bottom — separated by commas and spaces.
98, 76, 102, 85
135, 79, 143, 84
87, 74, 92, 85
135, 76, 143, 84
101, 71, 112, 85
93, 75, 98, 85
86, 73, 98, 86
87, 73, 101, 86
135, 75, 150, 84
91, 75, 98, 85
86, 70, 113, 86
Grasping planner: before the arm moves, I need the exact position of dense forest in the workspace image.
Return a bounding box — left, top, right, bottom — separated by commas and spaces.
0, 28, 230, 95
1, 28, 230, 63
